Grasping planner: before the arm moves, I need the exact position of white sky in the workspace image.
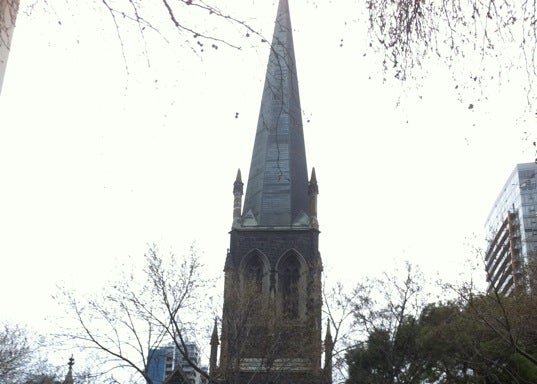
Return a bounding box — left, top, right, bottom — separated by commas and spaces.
0, 0, 535, 333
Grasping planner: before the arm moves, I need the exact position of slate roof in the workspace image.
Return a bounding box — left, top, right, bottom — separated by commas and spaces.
242, 0, 309, 228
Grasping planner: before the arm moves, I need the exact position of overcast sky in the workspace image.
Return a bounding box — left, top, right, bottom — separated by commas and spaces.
0, 0, 534, 332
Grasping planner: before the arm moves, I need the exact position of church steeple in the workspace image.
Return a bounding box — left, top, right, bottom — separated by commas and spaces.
241, 0, 309, 227
219, 2, 323, 383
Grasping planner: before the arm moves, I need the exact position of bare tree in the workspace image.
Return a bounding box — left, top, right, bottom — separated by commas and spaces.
58, 245, 213, 384
325, 263, 434, 384
322, 282, 363, 384
217, 277, 323, 384
0, 323, 82, 384
60, 243, 325, 384
0, 323, 33, 382
349, 262, 428, 384
367, 0, 537, 104
6, 0, 537, 103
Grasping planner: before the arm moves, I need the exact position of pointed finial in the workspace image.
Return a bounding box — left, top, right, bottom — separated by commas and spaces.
233, 169, 244, 196
309, 167, 318, 195
325, 319, 332, 341
233, 169, 244, 225
308, 167, 319, 228
324, 320, 333, 384
63, 355, 74, 384
211, 317, 219, 345
209, 318, 220, 376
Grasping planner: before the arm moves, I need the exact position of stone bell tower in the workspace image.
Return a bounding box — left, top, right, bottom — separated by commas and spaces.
209, 1, 330, 384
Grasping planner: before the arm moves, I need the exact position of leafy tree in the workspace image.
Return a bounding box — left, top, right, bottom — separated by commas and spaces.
345, 266, 537, 384
344, 263, 427, 384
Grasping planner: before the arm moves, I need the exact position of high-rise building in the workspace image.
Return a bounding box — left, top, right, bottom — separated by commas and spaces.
148, 342, 205, 384
485, 162, 537, 295
209, 1, 332, 384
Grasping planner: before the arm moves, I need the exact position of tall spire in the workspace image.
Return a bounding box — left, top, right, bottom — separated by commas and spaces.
242, 0, 309, 227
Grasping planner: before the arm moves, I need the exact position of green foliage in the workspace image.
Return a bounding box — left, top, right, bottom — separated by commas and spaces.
511, 353, 537, 382
346, 294, 537, 384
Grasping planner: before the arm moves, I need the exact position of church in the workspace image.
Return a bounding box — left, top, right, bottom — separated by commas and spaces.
209, 1, 332, 384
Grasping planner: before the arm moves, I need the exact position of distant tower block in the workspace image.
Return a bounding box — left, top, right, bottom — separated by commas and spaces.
485, 162, 537, 295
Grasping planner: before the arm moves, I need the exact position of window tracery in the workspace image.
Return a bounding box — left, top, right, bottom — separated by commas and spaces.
279, 254, 301, 319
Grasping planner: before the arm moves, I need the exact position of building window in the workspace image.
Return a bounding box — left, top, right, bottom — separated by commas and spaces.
521, 179, 536, 190
279, 255, 301, 319
242, 251, 269, 297
244, 254, 264, 293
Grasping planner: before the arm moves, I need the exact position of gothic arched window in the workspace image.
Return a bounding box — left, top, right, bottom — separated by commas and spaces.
243, 253, 265, 293
279, 255, 301, 319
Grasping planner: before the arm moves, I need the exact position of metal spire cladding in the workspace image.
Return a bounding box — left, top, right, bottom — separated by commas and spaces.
242, 0, 309, 227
